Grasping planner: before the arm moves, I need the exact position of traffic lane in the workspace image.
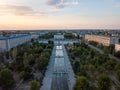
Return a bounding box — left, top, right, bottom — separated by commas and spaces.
54, 57, 66, 73
62, 45, 75, 90
51, 74, 69, 90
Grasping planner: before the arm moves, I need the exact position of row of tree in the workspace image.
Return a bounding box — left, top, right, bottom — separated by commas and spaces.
66, 42, 120, 90
89, 41, 120, 59
0, 41, 53, 90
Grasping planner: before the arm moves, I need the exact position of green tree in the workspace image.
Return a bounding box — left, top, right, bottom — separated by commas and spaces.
19, 70, 32, 80
115, 62, 120, 70
116, 70, 120, 81
74, 76, 89, 90
27, 54, 34, 65
23, 52, 28, 65
98, 74, 111, 90
73, 61, 80, 74
30, 80, 40, 90
12, 47, 17, 62
114, 51, 120, 58
0, 53, 3, 64
105, 59, 116, 70
0, 69, 14, 88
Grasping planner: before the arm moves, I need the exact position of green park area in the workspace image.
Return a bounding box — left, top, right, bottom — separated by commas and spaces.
66, 42, 120, 90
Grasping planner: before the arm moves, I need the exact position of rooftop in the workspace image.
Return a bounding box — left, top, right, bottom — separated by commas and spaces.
0, 34, 31, 40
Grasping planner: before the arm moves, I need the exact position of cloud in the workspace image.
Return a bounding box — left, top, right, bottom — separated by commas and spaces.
0, 5, 44, 16
46, 0, 80, 9
46, 0, 62, 5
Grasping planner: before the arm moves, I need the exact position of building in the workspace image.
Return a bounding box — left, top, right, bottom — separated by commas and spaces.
0, 31, 3, 36
115, 44, 120, 52
85, 34, 120, 46
0, 34, 31, 52
54, 33, 64, 40
30, 32, 39, 40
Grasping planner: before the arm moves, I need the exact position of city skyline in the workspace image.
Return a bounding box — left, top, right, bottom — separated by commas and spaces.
0, 0, 120, 30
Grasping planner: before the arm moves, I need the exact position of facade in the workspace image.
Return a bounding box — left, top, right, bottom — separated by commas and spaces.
31, 34, 39, 40
85, 34, 120, 46
72, 33, 77, 37
54, 33, 64, 40
30, 32, 39, 40
0, 32, 3, 36
0, 34, 31, 52
115, 44, 120, 52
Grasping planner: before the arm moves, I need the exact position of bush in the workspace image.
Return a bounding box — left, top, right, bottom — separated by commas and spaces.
0, 69, 14, 88
30, 80, 40, 90
116, 70, 120, 81
73, 76, 89, 90
98, 74, 111, 90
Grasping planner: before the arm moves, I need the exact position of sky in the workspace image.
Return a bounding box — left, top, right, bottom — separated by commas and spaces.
0, 0, 120, 30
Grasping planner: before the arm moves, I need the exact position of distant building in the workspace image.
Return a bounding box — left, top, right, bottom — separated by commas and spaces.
0, 34, 31, 52
30, 32, 39, 40
85, 34, 120, 46
115, 44, 120, 52
72, 33, 77, 37
54, 33, 64, 40
0, 32, 3, 36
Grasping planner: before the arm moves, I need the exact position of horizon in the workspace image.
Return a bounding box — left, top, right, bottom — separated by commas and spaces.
0, 0, 120, 30
0, 29, 120, 31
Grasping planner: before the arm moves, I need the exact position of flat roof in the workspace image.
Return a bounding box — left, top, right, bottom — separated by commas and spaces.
86, 34, 120, 38
0, 34, 31, 40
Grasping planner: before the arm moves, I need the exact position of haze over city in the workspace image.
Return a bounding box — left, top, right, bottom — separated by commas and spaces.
0, 0, 120, 30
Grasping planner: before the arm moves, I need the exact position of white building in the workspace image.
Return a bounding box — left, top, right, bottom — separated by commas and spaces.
85, 34, 120, 46
30, 32, 39, 40
0, 34, 31, 52
54, 33, 64, 40
31, 34, 39, 40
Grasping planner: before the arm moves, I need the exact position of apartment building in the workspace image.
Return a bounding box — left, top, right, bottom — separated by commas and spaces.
115, 44, 120, 52
85, 34, 120, 46
0, 34, 31, 52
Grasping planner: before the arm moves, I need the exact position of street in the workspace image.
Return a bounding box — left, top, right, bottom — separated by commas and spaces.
40, 41, 75, 90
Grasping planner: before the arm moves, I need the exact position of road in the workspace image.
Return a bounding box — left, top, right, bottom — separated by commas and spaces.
62, 44, 75, 90
40, 41, 75, 90
51, 45, 69, 90
39, 39, 80, 44
51, 74, 69, 90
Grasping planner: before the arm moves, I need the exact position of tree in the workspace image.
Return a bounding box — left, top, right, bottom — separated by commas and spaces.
64, 33, 76, 39
27, 54, 34, 65
115, 62, 120, 71
0, 69, 14, 88
105, 59, 116, 70
0, 53, 3, 64
30, 80, 40, 90
23, 52, 28, 65
116, 70, 120, 81
73, 61, 80, 74
108, 44, 115, 54
98, 74, 111, 90
114, 51, 120, 58
73, 76, 89, 90
19, 70, 32, 80
12, 47, 17, 62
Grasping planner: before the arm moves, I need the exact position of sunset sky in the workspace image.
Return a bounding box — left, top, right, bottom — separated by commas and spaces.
0, 0, 120, 30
